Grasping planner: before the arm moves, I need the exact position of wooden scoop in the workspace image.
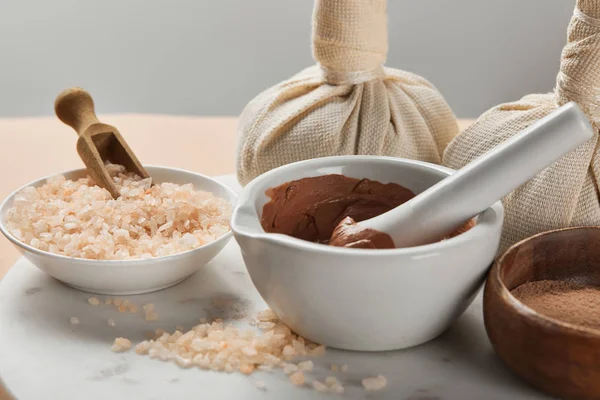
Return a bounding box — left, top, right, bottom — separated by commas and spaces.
343, 102, 595, 248
54, 87, 150, 199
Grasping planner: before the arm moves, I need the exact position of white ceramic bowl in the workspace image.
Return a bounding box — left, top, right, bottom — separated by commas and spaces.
0, 166, 237, 295
232, 156, 504, 351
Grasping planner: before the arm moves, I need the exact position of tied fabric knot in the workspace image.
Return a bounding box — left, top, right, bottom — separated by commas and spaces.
312, 0, 388, 84
318, 64, 386, 85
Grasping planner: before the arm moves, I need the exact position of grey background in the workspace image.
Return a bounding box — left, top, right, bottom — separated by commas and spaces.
0, 0, 574, 118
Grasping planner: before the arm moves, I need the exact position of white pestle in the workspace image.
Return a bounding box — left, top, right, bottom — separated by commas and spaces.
358, 102, 595, 248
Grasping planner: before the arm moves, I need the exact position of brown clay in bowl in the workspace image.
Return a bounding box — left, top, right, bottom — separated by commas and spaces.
484, 227, 600, 400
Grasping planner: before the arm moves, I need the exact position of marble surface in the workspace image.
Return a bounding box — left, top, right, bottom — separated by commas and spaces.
0, 175, 552, 400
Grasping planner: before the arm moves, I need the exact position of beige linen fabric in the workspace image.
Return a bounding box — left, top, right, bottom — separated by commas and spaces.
236, 0, 458, 185
444, 0, 600, 253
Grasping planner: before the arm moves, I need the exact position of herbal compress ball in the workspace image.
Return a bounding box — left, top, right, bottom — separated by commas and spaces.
444, 0, 600, 252
236, 0, 458, 185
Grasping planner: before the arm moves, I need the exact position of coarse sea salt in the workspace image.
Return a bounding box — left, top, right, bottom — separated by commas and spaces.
133, 311, 326, 380
112, 308, 388, 395
5, 163, 231, 260
362, 375, 388, 391
112, 337, 132, 352
87, 297, 100, 306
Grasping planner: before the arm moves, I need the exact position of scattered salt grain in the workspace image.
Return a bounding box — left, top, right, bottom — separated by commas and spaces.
330, 383, 345, 394
292, 339, 306, 355
87, 297, 100, 306
176, 355, 194, 369
5, 163, 231, 260
143, 303, 158, 321
255, 380, 266, 390
108, 318, 116, 327
256, 309, 277, 322
283, 363, 299, 375
133, 310, 327, 383
297, 360, 313, 372
289, 371, 305, 386
241, 346, 258, 356
362, 375, 387, 391
308, 345, 326, 356
112, 337, 132, 352
145, 311, 159, 322
312, 380, 328, 392
257, 322, 275, 330
70, 317, 79, 325
282, 345, 296, 357
238, 364, 254, 375
327, 376, 342, 387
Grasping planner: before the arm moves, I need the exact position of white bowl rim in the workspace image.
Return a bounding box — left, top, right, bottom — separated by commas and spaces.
0, 165, 237, 266
231, 155, 504, 256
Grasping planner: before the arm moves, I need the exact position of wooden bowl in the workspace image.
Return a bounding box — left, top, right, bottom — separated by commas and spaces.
484, 227, 600, 400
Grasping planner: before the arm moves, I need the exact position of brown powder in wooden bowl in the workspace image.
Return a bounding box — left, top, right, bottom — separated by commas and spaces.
511, 280, 600, 330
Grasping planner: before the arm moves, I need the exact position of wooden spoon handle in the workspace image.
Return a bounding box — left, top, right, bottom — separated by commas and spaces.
54, 87, 100, 135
